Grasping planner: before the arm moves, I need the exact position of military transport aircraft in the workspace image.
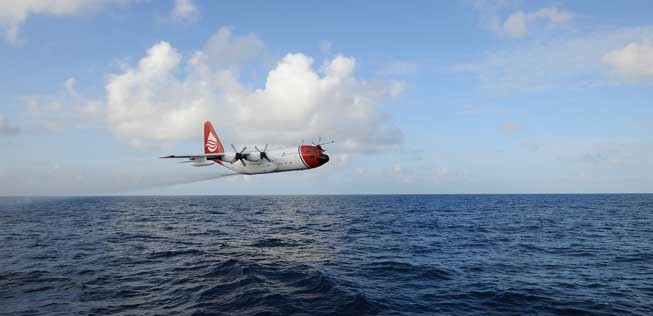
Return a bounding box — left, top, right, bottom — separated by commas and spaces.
161, 121, 331, 174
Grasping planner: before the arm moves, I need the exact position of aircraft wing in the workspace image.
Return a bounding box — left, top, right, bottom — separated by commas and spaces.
160, 153, 225, 160
160, 153, 226, 166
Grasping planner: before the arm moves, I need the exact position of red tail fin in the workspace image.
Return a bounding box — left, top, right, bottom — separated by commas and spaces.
204, 121, 224, 154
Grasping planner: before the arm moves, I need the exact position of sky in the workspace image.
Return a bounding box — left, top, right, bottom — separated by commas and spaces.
1, 0, 653, 195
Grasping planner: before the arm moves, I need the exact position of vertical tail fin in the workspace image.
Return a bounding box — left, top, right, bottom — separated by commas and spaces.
204, 121, 224, 154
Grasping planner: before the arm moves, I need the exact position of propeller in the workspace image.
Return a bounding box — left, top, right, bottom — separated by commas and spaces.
254, 144, 272, 162
231, 144, 248, 166
313, 137, 335, 152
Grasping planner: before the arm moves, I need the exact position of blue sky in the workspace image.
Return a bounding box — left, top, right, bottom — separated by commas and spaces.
1, 0, 652, 195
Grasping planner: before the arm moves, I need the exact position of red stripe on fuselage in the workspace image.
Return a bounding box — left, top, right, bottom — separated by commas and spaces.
298, 146, 309, 168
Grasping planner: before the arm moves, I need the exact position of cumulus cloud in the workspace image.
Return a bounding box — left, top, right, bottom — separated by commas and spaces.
0, 114, 19, 136
170, 0, 198, 23
602, 40, 653, 82
104, 27, 403, 152
455, 26, 653, 93
492, 7, 574, 39
0, 0, 139, 44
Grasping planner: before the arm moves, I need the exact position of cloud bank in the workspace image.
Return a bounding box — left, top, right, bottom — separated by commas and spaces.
104, 27, 403, 152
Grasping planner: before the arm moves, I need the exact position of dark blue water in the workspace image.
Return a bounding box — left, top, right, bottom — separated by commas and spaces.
1, 195, 652, 315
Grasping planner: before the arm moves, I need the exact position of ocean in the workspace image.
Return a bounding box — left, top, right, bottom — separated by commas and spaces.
1, 195, 652, 315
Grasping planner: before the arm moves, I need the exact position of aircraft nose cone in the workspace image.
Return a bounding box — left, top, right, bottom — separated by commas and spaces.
317, 154, 329, 166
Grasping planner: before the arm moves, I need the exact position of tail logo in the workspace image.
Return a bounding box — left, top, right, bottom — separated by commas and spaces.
206, 132, 218, 152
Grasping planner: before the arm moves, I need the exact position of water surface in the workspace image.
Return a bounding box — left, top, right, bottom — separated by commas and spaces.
1, 195, 652, 315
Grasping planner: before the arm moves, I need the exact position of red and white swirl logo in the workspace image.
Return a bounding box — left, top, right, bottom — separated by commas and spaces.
205, 132, 218, 152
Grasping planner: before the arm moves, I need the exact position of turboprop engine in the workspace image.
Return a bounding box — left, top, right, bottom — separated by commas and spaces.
249, 145, 271, 162
228, 144, 272, 165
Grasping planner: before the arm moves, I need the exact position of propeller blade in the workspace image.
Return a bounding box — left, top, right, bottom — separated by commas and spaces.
239, 146, 247, 154
316, 140, 334, 152
240, 159, 246, 166
252, 144, 272, 162
231, 144, 237, 152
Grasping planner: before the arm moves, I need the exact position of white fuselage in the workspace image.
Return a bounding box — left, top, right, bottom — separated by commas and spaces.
163, 121, 331, 174
216, 147, 309, 175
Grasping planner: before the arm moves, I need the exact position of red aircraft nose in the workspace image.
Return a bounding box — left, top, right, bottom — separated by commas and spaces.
300, 145, 329, 168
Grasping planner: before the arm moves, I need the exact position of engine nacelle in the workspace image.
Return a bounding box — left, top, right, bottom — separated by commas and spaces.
245, 153, 261, 162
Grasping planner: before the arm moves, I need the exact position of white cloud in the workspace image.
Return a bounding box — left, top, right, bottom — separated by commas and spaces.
456, 26, 653, 93
105, 41, 193, 144
170, 0, 198, 23
0, 114, 19, 135
0, 0, 139, 44
104, 27, 403, 152
602, 40, 653, 82
492, 7, 574, 39
498, 12, 527, 38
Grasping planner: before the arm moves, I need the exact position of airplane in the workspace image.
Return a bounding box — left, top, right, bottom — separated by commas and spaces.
161, 121, 331, 175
